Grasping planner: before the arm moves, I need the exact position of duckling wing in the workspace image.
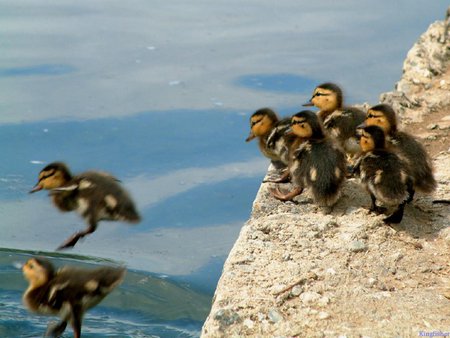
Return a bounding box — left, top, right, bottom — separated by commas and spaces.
390, 132, 436, 193
75, 172, 141, 223
51, 266, 126, 311
266, 118, 291, 149
323, 107, 366, 142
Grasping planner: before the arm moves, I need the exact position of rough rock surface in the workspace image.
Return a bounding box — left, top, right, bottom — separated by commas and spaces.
202, 9, 450, 338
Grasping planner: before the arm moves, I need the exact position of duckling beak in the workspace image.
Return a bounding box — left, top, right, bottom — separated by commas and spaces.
302, 101, 314, 107
245, 131, 256, 142
356, 122, 366, 129
29, 184, 43, 193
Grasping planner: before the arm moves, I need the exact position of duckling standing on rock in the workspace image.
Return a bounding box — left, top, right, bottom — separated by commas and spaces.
303, 82, 366, 156
270, 110, 346, 209
22, 257, 125, 338
354, 125, 412, 224
30, 162, 141, 250
246, 108, 295, 181
363, 104, 436, 202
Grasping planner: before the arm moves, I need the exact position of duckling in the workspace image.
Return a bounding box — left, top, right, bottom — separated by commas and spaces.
246, 108, 296, 182
30, 162, 141, 250
303, 82, 366, 156
246, 108, 295, 166
270, 110, 346, 208
363, 103, 436, 201
354, 125, 412, 223
22, 257, 125, 338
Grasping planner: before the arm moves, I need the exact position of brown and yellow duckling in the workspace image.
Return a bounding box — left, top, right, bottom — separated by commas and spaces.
354, 125, 412, 223
270, 110, 346, 209
23, 257, 125, 338
363, 103, 436, 202
30, 162, 141, 250
246, 108, 295, 167
303, 82, 366, 156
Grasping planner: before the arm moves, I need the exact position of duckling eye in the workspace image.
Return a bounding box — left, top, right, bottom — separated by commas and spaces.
251, 118, 263, 127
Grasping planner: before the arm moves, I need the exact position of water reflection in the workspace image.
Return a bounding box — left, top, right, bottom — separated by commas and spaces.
1, 0, 448, 336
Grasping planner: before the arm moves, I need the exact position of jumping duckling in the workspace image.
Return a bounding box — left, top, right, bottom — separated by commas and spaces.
270, 110, 346, 208
354, 125, 412, 223
303, 82, 366, 156
246, 108, 295, 166
30, 162, 141, 250
23, 257, 125, 338
363, 103, 436, 201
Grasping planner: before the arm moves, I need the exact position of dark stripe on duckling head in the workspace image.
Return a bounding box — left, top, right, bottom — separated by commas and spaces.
368, 104, 397, 133
292, 110, 325, 139
315, 82, 343, 107
41, 162, 73, 181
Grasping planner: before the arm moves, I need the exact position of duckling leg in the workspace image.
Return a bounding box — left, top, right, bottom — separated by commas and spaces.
406, 182, 415, 203
383, 202, 406, 224
368, 193, 387, 214
44, 320, 67, 337
69, 304, 83, 338
57, 218, 98, 250
270, 186, 303, 201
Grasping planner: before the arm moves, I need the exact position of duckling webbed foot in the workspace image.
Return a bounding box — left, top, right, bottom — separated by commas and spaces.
263, 169, 290, 183
45, 320, 67, 337
270, 186, 303, 202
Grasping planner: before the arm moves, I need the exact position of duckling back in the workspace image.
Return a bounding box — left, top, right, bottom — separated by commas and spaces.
322, 106, 366, 154
388, 131, 436, 193
54, 265, 126, 310
75, 172, 141, 223
358, 150, 410, 206
291, 139, 346, 207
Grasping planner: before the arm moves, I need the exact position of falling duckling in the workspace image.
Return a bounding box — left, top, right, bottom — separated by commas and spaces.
303, 82, 366, 156
22, 257, 125, 338
270, 110, 346, 209
354, 125, 412, 223
363, 104, 436, 202
30, 162, 141, 250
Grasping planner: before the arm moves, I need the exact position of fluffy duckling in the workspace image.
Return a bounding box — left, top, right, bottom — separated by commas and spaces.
270, 110, 346, 208
354, 125, 412, 223
23, 257, 125, 338
303, 82, 366, 156
30, 162, 141, 250
246, 108, 295, 166
363, 104, 436, 201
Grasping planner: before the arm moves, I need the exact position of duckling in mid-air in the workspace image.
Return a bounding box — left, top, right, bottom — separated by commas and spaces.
363, 104, 436, 202
354, 125, 412, 223
22, 257, 125, 338
30, 162, 141, 250
303, 82, 366, 156
270, 110, 346, 209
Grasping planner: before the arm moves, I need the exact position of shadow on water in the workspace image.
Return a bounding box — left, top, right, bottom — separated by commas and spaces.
0, 249, 211, 338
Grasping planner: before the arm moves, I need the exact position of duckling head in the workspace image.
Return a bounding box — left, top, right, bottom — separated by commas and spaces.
23, 257, 55, 288
303, 82, 343, 112
359, 125, 386, 153
365, 104, 397, 134
246, 108, 278, 142
291, 110, 325, 140
29, 162, 72, 193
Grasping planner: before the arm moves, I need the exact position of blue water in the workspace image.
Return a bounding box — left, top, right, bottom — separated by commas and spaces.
0, 0, 448, 337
